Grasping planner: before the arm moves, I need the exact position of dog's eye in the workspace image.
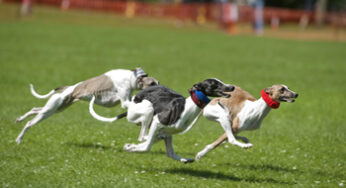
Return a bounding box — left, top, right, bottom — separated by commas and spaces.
280, 87, 285, 93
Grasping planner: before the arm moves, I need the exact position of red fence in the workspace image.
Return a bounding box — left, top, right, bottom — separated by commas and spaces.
4, 0, 346, 27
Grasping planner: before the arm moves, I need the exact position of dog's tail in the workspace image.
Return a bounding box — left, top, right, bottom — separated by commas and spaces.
30, 84, 55, 99
89, 96, 127, 123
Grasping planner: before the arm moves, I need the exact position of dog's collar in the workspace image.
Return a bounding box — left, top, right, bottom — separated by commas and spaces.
134, 68, 148, 78
190, 90, 210, 108
261, 89, 280, 109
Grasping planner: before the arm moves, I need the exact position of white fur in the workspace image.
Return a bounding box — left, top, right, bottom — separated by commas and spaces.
196, 97, 271, 161
16, 83, 80, 144
237, 98, 270, 131
15, 69, 140, 144
123, 97, 201, 162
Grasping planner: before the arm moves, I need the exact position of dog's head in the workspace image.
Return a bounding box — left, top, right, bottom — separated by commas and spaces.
264, 84, 298, 103
137, 76, 159, 89
191, 78, 234, 98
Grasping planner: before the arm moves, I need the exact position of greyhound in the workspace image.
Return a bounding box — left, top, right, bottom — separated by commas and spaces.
195, 84, 298, 161
89, 78, 234, 163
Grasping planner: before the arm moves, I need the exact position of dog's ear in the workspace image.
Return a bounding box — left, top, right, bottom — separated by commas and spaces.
265, 87, 273, 96
193, 82, 205, 91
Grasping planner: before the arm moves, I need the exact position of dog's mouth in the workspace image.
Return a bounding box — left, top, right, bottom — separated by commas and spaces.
214, 91, 231, 98
280, 96, 296, 103
280, 92, 298, 103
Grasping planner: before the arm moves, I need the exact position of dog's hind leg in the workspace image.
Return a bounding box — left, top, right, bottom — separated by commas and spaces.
195, 133, 227, 161
124, 118, 159, 152
15, 107, 42, 123
126, 99, 154, 142
16, 113, 47, 144
137, 110, 153, 142
15, 94, 63, 144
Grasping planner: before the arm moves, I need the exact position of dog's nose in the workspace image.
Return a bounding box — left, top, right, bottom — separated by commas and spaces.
227, 85, 235, 92
295, 93, 299, 98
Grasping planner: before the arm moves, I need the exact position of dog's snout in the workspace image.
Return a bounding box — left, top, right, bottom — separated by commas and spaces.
294, 93, 299, 98
226, 85, 235, 92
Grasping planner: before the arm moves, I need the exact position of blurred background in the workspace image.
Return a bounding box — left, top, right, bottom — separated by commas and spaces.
4, 0, 346, 40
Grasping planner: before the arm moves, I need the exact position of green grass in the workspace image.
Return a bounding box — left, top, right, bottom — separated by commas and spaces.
1, 3, 345, 187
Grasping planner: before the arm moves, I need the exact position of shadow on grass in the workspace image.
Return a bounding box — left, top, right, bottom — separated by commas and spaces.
65, 142, 113, 150
225, 163, 303, 174
166, 167, 296, 185
64, 142, 188, 155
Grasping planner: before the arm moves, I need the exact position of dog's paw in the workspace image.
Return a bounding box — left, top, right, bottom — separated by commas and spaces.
195, 152, 204, 161
123, 143, 136, 152
241, 137, 250, 143
242, 143, 253, 149
180, 158, 194, 163
15, 137, 22, 144
15, 117, 22, 123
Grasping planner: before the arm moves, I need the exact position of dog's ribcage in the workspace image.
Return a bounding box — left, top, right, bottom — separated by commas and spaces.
237, 99, 271, 132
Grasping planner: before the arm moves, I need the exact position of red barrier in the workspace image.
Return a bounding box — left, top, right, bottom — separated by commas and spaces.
4, 0, 346, 27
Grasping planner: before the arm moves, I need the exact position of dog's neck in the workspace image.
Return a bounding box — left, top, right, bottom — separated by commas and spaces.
245, 90, 279, 122
189, 90, 210, 108
130, 73, 138, 89
261, 89, 280, 109
132, 68, 148, 90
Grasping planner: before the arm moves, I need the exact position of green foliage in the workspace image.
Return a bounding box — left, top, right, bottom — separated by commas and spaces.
0, 3, 345, 187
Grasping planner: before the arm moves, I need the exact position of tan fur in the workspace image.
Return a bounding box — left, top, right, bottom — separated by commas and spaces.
196, 84, 298, 161
58, 75, 114, 111
72, 74, 114, 99
232, 117, 241, 133
139, 77, 158, 89
210, 86, 256, 133
266, 84, 297, 103
266, 85, 282, 103
211, 133, 228, 148
211, 84, 297, 135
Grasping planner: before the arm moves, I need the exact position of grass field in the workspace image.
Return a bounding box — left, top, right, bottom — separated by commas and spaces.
0, 3, 345, 187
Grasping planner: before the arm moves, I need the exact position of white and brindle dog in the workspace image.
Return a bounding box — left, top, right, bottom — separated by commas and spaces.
15, 68, 158, 144
89, 78, 234, 163
195, 84, 298, 161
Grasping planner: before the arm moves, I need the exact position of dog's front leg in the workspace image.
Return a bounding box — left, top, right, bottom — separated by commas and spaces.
204, 104, 252, 149
164, 135, 194, 163
115, 87, 131, 109
219, 116, 252, 149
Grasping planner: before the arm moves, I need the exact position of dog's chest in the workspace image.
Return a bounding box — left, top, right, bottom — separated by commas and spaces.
93, 92, 120, 107
160, 98, 201, 135
237, 99, 270, 132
